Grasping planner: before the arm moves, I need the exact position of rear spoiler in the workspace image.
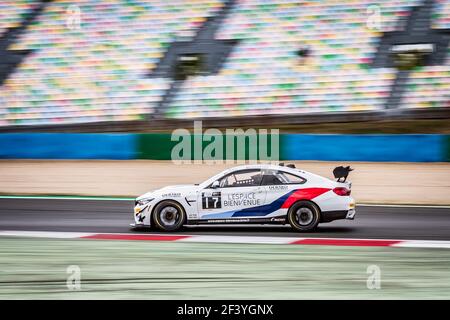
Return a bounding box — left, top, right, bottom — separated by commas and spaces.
333, 166, 353, 182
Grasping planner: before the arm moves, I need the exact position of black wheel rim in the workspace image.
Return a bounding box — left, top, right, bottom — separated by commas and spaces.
159, 206, 180, 227
295, 207, 314, 226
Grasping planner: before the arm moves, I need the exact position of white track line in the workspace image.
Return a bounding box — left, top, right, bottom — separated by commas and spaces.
181, 235, 299, 244
1, 230, 450, 249
0, 230, 92, 239
393, 240, 450, 249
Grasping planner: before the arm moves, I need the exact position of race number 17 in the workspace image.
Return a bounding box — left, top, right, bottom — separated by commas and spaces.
202, 192, 222, 209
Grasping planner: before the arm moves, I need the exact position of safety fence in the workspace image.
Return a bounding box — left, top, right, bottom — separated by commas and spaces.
0, 133, 448, 162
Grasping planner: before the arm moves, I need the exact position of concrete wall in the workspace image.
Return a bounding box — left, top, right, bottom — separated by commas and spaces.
0, 133, 448, 162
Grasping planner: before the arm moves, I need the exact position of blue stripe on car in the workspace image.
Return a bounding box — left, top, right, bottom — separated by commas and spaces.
202, 190, 295, 219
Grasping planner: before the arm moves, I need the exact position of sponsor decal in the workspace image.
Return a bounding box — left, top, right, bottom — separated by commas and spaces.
162, 192, 181, 198
185, 197, 196, 206
223, 192, 261, 207
202, 191, 222, 209
134, 204, 149, 215
202, 187, 329, 219
206, 218, 251, 223
268, 185, 288, 191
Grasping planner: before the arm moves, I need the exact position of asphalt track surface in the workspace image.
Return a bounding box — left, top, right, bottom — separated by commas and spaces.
0, 198, 450, 240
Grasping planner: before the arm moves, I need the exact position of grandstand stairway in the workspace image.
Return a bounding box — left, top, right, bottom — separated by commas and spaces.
372, 0, 450, 110
386, 70, 411, 111
0, 0, 51, 86
149, 0, 238, 118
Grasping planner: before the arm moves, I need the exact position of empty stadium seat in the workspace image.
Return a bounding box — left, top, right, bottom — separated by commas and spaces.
0, 0, 223, 125
401, 59, 450, 109
0, 0, 448, 126
433, 0, 450, 29
0, 0, 39, 36
166, 0, 423, 118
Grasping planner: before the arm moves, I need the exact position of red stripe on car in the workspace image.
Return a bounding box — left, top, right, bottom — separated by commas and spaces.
281, 188, 331, 208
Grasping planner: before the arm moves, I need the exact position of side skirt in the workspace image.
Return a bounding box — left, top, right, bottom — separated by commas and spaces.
186, 216, 287, 225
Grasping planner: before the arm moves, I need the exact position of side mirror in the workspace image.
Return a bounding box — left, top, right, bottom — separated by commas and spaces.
211, 180, 220, 189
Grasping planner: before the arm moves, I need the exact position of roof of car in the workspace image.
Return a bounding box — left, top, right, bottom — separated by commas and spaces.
199, 163, 322, 187
226, 163, 306, 174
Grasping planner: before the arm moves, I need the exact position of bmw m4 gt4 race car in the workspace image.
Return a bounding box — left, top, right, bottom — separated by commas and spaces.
131, 163, 355, 232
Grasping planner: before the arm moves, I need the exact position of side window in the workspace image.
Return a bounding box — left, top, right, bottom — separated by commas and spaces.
261, 170, 306, 185
261, 172, 283, 185
281, 172, 306, 184
218, 169, 262, 188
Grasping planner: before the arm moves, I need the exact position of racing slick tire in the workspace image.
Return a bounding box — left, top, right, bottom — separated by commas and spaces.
287, 201, 320, 232
153, 200, 186, 232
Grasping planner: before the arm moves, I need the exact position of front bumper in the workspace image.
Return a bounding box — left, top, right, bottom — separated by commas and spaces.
132, 202, 153, 227
346, 208, 356, 220
320, 208, 356, 223
130, 222, 149, 229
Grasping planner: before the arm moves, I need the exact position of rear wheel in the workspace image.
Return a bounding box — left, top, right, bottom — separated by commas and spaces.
287, 201, 320, 232
153, 200, 186, 232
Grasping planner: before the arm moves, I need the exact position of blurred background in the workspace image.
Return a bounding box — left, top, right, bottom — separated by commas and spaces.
0, 0, 448, 131
0, 0, 449, 201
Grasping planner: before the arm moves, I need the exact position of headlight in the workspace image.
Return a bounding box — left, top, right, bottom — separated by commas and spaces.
135, 198, 154, 206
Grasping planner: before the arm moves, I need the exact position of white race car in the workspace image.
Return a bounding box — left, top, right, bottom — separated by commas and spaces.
131, 163, 355, 232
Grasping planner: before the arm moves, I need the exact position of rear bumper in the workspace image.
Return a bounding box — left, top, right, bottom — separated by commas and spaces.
320, 209, 356, 222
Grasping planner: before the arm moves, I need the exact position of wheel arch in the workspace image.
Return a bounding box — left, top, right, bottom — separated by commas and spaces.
287, 199, 322, 218
289, 199, 321, 211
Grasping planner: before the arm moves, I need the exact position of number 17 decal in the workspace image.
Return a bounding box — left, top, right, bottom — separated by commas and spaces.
202, 192, 222, 209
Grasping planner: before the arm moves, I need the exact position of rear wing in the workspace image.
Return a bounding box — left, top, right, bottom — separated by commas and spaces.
333, 166, 353, 183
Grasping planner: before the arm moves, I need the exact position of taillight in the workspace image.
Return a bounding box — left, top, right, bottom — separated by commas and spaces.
333, 187, 351, 196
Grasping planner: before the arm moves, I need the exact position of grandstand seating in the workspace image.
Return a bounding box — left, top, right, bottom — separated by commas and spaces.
433, 0, 450, 29
0, 0, 448, 126
400, 0, 450, 110
401, 47, 450, 109
0, 0, 38, 36
0, 0, 222, 126
166, 0, 422, 118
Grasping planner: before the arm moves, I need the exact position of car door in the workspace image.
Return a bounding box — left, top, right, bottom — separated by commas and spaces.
197, 169, 266, 221
259, 168, 307, 218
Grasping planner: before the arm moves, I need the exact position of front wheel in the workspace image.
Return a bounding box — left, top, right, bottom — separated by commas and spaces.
287, 201, 320, 232
153, 200, 186, 232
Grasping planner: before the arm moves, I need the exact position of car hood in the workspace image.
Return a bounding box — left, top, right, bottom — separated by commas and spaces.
137, 184, 200, 200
